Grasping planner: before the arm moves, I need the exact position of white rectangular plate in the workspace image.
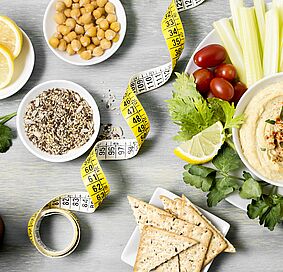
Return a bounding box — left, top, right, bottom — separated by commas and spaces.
121, 187, 231, 271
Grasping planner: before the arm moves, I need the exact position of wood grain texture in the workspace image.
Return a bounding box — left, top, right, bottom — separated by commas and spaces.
0, 0, 282, 271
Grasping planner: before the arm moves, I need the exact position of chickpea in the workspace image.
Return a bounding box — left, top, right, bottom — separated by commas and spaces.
64, 0, 72, 8
85, 3, 95, 12
105, 2, 115, 14
49, 37, 60, 48
81, 13, 93, 24
93, 46, 104, 57
72, 3, 79, 9
80, 7, 86, 14
112, 33, 119, 43
54, 12, 66, 24
64, 8, 72, 17
87, 44, 96, 51
58, 39, 67, 51
78, 47, 86, 54
65, 18, 76, 29
105, 29, 116, 40
100, 38, 111, 49
106, 14, 116, 23
66, 44, 75, 55
56, 1, 66, 12
64, 31, 77, 42
97, 0, 107, 7
84, 23, 94, 31
99, 19, 109, 30
92, 36, 100, 45
75, 24, 85, 34
92, 9, 102, 19
71, 8, 81, 19
71, 39, 82, 51
80, 50, 92, 60
85, 26, 97, 37
58, 25, 71, 35
97, 7, 105, 15
80, 35, 91, 47
97, 28, 105, 40
79, 0, 90, 6
54, 32, 63, 39
91, 1, 98, 8
96, 17, 104, 24
110, 22, 120, 32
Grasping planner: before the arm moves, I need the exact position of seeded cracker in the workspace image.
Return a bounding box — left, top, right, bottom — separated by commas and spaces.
128, 196, 212, 272
134, 226, 197, 272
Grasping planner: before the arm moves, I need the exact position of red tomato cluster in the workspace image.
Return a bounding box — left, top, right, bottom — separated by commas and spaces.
192, 44, 247, 103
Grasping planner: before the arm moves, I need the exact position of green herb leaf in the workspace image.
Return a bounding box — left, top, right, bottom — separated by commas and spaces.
212, 145, 242, 173
183, 165, 216, 192
0, 124, 13, 153
265, 119, 276, 125
207, 177, 240, 207
280, 106, 283, 121
239, 177, 262, 199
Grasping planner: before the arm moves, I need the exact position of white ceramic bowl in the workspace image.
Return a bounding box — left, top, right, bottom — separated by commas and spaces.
0, 29, 35, 99
17, 80, 100, 162
43, 0, 126, 66
232, 73, 283, 187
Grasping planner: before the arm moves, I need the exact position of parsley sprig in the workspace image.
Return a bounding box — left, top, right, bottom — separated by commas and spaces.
183, 145, 283, 231
0, 112, 16, 153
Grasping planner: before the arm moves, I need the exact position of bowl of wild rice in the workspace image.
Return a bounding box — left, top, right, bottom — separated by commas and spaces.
17, 80, 100, 162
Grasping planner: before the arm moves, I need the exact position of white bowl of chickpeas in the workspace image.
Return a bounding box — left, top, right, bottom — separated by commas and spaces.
43, 0, 126, 65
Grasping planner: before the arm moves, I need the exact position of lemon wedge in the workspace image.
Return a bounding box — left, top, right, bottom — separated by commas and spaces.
0, 45, 14, 89
0, 16, 23, 58
174, 121, 225, 164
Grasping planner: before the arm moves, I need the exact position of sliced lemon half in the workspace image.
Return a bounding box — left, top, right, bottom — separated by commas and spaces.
0, 45, 14, 89
174, 121, 225, 164
0, 16, 23, 58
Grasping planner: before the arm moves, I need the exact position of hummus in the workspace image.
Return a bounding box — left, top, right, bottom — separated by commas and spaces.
240, 82, 283, 181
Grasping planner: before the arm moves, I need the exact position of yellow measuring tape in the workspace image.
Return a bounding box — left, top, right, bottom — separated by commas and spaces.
28, 0, 205, 257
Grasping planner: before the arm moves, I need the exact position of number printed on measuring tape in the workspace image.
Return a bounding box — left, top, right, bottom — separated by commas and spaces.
28, 0, 206, 258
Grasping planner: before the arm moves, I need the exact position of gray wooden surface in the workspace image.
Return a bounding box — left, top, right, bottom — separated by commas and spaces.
0, 0, 282, 271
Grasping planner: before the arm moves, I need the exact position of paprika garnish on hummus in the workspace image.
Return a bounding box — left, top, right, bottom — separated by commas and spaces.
240, 83, 283, 181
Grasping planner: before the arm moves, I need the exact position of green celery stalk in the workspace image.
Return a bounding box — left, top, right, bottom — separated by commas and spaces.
238, 7, 263, 87
229, 0, 244, 44
280, 28, 283, 72
273, 0, 283, 24
253, 0, 266, 53
263, 8, 280, 76
213, 19, 246, 85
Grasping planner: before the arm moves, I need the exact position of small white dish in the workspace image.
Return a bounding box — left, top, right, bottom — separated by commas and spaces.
17, 80, 100, 162
0, 29, 35, 99
232, 73, 283, 188
121, 187, 231, 271
43, 0, 127, 66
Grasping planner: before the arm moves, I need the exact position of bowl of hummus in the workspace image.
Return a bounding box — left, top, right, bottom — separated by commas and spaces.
233, 73, 283, 187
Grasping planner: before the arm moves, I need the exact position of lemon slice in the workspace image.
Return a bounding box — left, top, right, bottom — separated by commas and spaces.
0, 16, 23, 58
0, 45, 14, 89
174, 121, 225, 164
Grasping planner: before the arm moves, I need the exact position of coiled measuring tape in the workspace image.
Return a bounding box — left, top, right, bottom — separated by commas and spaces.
28, 0, 205, 257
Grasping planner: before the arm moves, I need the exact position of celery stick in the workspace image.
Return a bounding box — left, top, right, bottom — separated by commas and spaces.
263, 8, 280, 76
213, 19, 246, 85
253, 0, 266, 52
238, 7, 263, 87
229, 0, 244, 44
273, 0, 283, 24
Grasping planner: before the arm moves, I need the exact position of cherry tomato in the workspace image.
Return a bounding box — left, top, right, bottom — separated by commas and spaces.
232, 81, 247, 103
193, 69, 214, 94
210, 78, 234, 101
214, 64, 237, 82
194, 44, 227, 68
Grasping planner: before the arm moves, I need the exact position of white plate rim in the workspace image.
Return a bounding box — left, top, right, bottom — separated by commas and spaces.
121, 187, 231, 271
0, 28, 35, 100
16, 79, 100, 163
43, 0, 127, 66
